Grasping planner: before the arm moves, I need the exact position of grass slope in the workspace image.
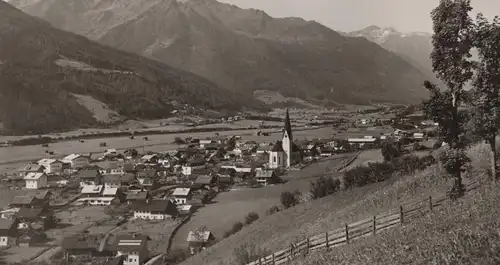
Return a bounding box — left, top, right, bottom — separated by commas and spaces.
181, 160, 451, 265
293, 181, 500, 265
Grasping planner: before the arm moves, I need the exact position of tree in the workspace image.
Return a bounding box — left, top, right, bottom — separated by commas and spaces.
423, 0, 475, 199
244, 212, 259, 225
470, 14, 500, 179
280, 190, 301, 209
309, 176, 341, 199
381, 141, 401, 162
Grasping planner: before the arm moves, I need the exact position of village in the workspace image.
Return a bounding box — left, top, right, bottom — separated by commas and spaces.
0, 108, 437, 265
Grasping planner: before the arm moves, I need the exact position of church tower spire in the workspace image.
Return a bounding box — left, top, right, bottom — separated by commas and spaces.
282, 108, 293, 168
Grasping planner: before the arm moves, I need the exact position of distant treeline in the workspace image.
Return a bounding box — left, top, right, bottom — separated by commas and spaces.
245, 115, 284, 122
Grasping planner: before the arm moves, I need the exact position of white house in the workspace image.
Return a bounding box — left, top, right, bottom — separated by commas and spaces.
0, 219, 17, 247
61, 154, 89, 169
24, 173, 48, 189
171, 188, 192, 205
182, 160, 206, 176
131, 200, 178, 220
37, 159, 63, 174
115, 235, 150, 265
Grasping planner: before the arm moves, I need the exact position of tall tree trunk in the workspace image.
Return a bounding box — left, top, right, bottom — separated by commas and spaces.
451, 93, 463, 186
489, 136, 497, 180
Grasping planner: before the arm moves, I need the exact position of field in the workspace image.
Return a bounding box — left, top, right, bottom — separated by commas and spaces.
0, 246, 48, 264
171, 154, 358, 252
180, 157, 457, 265
0, 186, 20, 208
292, 181, 500, 265
0, 126, 331, 166
48, 206, 110, 244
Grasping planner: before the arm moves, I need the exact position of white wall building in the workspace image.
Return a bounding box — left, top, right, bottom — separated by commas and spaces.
24, 173, 48, 189
37, 159, 63, 174
61, 154, 89, 169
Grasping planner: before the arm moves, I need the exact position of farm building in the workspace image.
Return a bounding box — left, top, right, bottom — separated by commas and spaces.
255, 170, 279, 186
62, 154, 90, 169
186, 230, 215, 255
131, 200, 178, 220
37, 159, 63, 174
24, 172, 48, 189
0, 219, 18, 247
115, 234, 151, 265
171, 188, 192, 205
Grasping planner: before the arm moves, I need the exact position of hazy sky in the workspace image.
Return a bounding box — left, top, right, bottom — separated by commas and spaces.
219, 0, 499, 33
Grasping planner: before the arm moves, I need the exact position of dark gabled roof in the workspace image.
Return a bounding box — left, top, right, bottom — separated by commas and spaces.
131, 200, 178, 215
14, 207, 44, 220
218, 167, 236, 175
194, 175, 214, 185
291, 142, 301, 152
141, 178, 154, 186
10, 195, 35, 205
122, 173, 136, 183
103, 174, 121, 184
18, 164, 45, 172
25, 190, 50, 200
137, 169, 157, 178
114, 234, 150, 252
0, 219, 15, 230
271, 141, 284, 152
61, 234, 102, 251
77, 169, 101, 179
105, 256, 124, 265
218, 175, 232, 184
126, 191, 148, 201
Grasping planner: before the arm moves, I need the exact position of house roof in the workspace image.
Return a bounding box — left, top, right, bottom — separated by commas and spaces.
126, 191, 148, 201
141, 178, 154, 186
186, 159, 206, 167
37, 158, 60, 165
186, 231, 213, 243
18, 164, 44, 172
172, 188, 191, 197
10, 195, 35, 205
61, 234, 102, 250
25, 190, 50, 200
194, 175, 214, 185
271, 141, 284, 152
218, 176, 232, 184
115, 234, 150, 252
256, 170, 276, 178
137, 169, 157, 178
141, 154, 158, 161
14, 207, 44, 220
131, 200, 178, 215
102, 187, 118, 196
105, 256, 124, 265
0, 219, 16, 230
77, 169, 101, 179
24, 172, 45, 180
103, 174, 121, 184
62, 154, 83, 162
81, 185, 104, 194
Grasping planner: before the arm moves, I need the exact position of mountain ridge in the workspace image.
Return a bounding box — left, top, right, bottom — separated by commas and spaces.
12, 0, 430, 105
0, 0, 257, 134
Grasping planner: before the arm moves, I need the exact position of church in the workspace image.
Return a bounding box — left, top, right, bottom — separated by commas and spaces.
269, 109, 302, 169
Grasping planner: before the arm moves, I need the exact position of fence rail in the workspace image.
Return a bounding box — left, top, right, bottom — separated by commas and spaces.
247, 180, 481, 265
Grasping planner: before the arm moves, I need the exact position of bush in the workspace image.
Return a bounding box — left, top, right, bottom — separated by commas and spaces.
174, 137, 186, 144
244, 212, 259, 225
265, 205, 281, 216
381, 141, 401, 161
433, 140, 443, 150
164, 248, 190, 264
281, 190, 301, 209
223, 221, 244, 238
310, 176, 341, 199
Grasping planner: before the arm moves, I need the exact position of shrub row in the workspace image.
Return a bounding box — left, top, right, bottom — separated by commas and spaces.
342, 154, 436, 190
223, 212, 260, 239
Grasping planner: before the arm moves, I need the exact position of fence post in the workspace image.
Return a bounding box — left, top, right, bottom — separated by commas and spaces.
325, 232, 329, 248
290, 243, 294, 259
372, 215, 376, 235
345, 223, 349, 244
259, 256, 262, 265
272, 252, 275, 265
429, 196, 433, 211
306, 238, 310, 254
399, 205, 404, 225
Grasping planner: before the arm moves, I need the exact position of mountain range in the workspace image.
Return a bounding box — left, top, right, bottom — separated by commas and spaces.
10, 0, 429, 106
0, 0, 256, 134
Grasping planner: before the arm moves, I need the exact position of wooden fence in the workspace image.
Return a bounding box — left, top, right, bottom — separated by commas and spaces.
247, 180, 481, 265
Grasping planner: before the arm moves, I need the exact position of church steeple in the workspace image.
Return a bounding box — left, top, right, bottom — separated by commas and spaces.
284, 108, 292, 140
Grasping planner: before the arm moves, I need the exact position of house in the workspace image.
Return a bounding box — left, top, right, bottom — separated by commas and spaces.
9, 196, 40, 210
13, 208, 51, 230
125, 191, 150, 205
199, 139, 215, 148
24, 172, 48, 189
141, 154, 159, 164
78, 184, 120, 206
413, 132, 425, 141
131, 200, 178, 220
123, 163, 136, 173
140, 178, 157, 190
17, 164, 45, 177
347, 137, 379, 147
255, 170, 279, 186
217, 175, 233, 190
194, 175, 216, 188
47, 175, 69, 187
77, 169, 103, 188
255, 145, 271, 155
98, 160, 125, 175
186, 230, 215, 255
103, 175, 122, 189
62, 234, 102, 261
171, 188, 192, 205
37, 159, 63, 174
62, 154, 90, 169
182, 159, 206, 176
0, 219, 18, 247
115, 234, 150, 265
203, 143, 220, 152
137, 169, 157, 183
